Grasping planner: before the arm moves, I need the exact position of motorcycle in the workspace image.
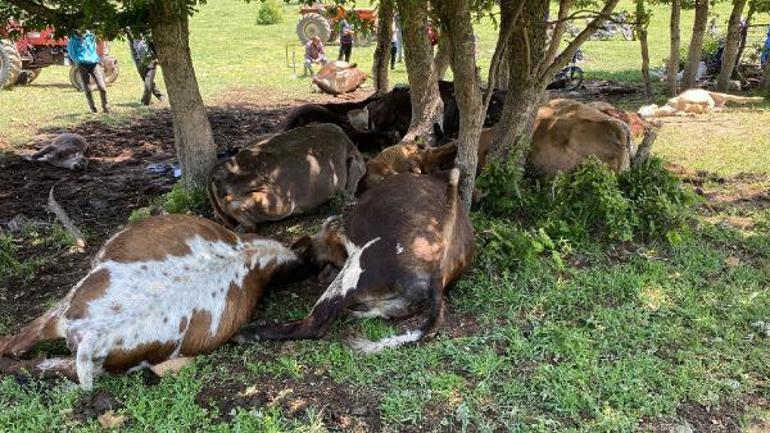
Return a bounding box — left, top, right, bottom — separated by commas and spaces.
547, 48, 584, 91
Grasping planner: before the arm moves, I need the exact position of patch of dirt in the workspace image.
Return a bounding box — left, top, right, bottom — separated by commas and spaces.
0, 102, 295, 330
643, 396, 770, 433
548, 79, 646, 108
72, 390, 121, 423
196, 373, 382, 431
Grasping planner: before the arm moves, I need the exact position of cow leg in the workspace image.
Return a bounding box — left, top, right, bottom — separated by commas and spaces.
0, 357, 78, 382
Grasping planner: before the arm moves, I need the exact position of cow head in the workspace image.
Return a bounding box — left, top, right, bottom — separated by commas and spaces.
291, 216, 348, 270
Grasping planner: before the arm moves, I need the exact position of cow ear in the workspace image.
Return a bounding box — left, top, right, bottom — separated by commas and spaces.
345, 150, 366, 195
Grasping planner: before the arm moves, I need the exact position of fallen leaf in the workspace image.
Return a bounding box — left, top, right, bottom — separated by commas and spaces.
725, 256, 741, 268
98, 411, 126, 429
150, 357, 193, 377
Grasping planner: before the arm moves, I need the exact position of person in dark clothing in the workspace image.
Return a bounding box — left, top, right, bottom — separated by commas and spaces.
128, 31, 164, 105
338, 19, 354, 62
390, 25, 398, 70
67, 30, 109, 114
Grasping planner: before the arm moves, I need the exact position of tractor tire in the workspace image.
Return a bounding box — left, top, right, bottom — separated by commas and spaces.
0, 40, 22, 89
296, 13, 332, 45
69, 61, 119, 91
16, 68, 42, 85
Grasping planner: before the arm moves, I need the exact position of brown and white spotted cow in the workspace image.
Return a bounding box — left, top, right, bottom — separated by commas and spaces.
0, 215, 302, 389
233, 170, 475, 353
208, 123, 366, 231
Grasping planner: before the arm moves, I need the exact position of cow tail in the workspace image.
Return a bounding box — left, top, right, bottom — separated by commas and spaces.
0, 306, 64, 357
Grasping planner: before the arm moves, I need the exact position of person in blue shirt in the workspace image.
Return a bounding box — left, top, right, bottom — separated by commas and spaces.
762, 26, 770, 69
67, 30, 109, 113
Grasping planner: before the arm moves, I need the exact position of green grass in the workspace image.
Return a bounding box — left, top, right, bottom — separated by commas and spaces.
2, 1, 770, 432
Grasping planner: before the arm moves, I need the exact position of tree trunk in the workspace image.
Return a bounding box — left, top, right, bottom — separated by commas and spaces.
435, 0, 484, 210
396, 0, 443, 143
494, 48, 510, 90
682, 0, 709, 89
372, 0, 394, 92
734, 2, 755, 80
718, 0, 748, 91
543, 0, 573, 67
434, 31, 453, 80
492, 0, 549, 165
760, 57, 770, 91
667, 0, 681, 97
636, 0, 653, 99
149, 0, 216, 190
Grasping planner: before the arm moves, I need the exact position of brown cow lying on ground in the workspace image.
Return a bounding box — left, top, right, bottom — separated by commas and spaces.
361, 128, 495, 191
25, 133, 89, 171
586, 101, 655, 140
209, 124, 366, 231
638, 89, 764, 117
233, 170, 474, 353
529, 99, 636, 176
364, 99, 642, 186
0, 215, 303, 389
312, 61, 368, 95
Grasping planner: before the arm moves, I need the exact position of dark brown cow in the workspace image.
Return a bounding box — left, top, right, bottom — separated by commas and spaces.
281, 97, 399, 152
233, 170, 475, 353
0, 215, 303, 389
209, 124, 366, 231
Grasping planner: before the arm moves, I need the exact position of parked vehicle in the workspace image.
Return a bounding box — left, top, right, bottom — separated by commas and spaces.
0, 22, 119, 90
296, 4, 376, 47
547, 48, 585, 91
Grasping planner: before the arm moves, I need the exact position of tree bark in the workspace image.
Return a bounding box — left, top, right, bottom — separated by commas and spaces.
636, 0, 653, 99
760, 57, 770, 91
493, 0, 549, 165
682, 0, 709, 89
734, 2, 755, 81
435, 0, 484, 210
372, 0, 394, 92
396, 0, 443, 143
718, 0, 748, 91
543, 0, 573, 67
434, 31, 453, 80
149, 0, 216, 190
667, 0, 681, 97
494, 48, 510, 90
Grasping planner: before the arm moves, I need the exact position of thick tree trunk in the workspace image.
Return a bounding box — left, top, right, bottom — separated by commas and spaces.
636, 0, 653, 99
667, 0, 681, 97
397, 0, 443, 143
149, 1, 216, 190
718, 0, 748, 91
434, 31, 453, 80
436, 0, 484, 210
682, 0, 709, 89
372, 0, 394, 92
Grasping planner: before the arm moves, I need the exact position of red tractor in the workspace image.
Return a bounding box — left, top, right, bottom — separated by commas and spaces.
296, 5, 376, 47
0, 22, 119, 90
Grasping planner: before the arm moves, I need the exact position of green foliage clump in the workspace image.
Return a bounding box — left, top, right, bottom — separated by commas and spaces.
256, 0, 283, 25
128, 183, 212, 222
475, 217, 566, 272
477, 156, 694, 245
549, 156, 635, 242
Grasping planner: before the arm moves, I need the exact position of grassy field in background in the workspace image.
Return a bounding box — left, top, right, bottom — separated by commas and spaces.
1, 1, 770, 432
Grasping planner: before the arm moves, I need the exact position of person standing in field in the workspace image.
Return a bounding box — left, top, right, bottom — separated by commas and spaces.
128, 31, 165, 106
393, 13, 404, 63
67, 30, 109, 114
338, 19, 354, 62
390, 20, 398, 70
